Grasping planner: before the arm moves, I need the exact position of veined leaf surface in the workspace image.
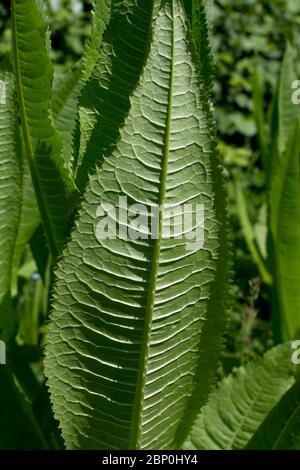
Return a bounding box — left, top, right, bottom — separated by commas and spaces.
0, 60, 39, 308
278, 44, 300, 155
75, 0, 153, 191
247, 380, 300, 450
183, 343, 296, 450
45, 0, 229, 450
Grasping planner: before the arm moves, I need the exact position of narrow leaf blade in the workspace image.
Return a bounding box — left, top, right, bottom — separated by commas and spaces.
75, 0, 153, 191
0, 367, 47, 450
82, 0, 112, 81
0, 59, 22, 305
52, 65, 82, 174
278, 43, 300, 154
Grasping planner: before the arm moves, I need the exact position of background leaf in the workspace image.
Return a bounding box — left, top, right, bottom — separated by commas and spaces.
0, 59, 22, 306
11, 0, 74, 259
247, 380, 300, 450
0, 59, 39, 312
277, 43, 300, 155
52, 64, 82, 175
82, 0, 112, 81
75, 0, 153, 191
269, 123, 300, 340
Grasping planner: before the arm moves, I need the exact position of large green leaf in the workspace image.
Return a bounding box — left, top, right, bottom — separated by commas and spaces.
183, 343, 296, 450
270, 123, 300, 340
75, 0, 153, 191
247, 380, 300, 450
45, 0, 229, 450
11, 0, 74, 259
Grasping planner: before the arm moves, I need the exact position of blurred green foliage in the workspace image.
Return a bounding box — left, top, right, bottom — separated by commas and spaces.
211, 0, 300, 365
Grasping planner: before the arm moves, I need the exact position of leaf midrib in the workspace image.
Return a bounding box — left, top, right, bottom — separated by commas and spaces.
129, 0, 175, 450
11, 0, 59, 260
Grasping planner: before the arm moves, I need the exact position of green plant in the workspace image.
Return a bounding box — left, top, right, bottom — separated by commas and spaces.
0, 0, 299, 452
184, 342, 298, 450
